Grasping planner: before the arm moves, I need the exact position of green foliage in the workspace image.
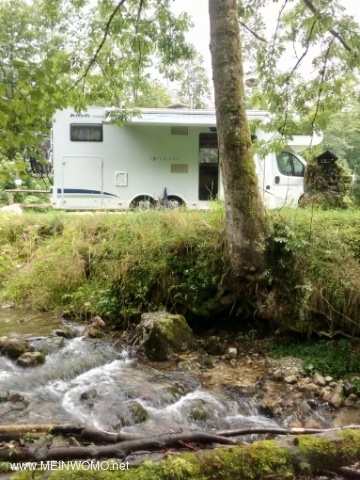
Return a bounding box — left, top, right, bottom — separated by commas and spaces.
173, 53, 212, 108
0, 0, 194, 183
242, 0, 360, 133
0, 210, 224, 325
270, 339, 360, 380
323, 104, 360, 174
266, 208, 360, 336
2, 207, 360, 338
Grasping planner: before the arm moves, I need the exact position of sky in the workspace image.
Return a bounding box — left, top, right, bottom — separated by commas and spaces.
171, 0, 360, 82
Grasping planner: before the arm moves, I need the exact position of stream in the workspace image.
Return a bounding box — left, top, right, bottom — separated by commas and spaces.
0, 309, 353, 436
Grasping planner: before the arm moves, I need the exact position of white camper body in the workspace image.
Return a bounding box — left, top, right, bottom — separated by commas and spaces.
50, 107, 321, 210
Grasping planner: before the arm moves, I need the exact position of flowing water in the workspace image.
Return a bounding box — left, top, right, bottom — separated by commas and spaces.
0, 308, 344, 435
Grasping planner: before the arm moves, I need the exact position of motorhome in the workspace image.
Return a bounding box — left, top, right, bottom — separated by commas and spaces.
49, 107, 322, 210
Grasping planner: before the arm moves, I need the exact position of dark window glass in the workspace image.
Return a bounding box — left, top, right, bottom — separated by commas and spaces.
70, 124, 103, 142
276, 152, 304, 177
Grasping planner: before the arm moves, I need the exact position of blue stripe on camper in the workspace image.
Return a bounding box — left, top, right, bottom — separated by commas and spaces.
53, 188, 118, 198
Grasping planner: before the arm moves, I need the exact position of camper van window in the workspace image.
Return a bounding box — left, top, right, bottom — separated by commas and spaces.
276, 152, 304, 177
70, 124, 103, 142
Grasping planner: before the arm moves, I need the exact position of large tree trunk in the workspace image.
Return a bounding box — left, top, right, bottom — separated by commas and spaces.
209, 0, 267, 279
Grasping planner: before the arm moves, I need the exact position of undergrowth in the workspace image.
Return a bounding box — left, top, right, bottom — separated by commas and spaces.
270, 339, 360, 392
1, 207, 360, 335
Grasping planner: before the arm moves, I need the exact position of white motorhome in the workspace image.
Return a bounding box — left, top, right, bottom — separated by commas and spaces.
50, 107, 322, 210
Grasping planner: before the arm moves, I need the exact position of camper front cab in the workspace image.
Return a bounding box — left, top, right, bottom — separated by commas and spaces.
50, 107, 322, 211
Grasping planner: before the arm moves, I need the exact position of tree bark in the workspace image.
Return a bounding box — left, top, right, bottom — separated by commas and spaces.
209, 0, 267, 279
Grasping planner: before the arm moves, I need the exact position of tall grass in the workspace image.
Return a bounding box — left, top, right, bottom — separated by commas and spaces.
0, 209, 225, 324
1, 207, 360, 334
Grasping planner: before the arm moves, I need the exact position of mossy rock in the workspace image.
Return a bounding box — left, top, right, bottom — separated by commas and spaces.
1, 339, 34, 360
137, 311, 195, 361
115, 400, 148, 427
189, 403, 211, 422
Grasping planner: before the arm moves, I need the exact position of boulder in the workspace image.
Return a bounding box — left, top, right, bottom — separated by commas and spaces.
313, 372, 326, 387
84, 316, 106, 338
136, 311, 195, 361
16, 351, 46, 367
329, 384, 345, 409
1, 339, 34, 360
114, 400, 148, 428
203, 336, 226, 355
80, 388, 98, 401
0, 390, 9, 402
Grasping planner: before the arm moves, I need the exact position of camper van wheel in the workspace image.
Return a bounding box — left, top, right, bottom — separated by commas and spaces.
131, 196, 155, 211
166, 196, 184, 209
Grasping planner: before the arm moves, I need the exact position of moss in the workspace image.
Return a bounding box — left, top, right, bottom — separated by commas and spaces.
189, 404, 211, 422
12, 433, 360, 480
142, 313, 195, 361
296, 429, 360, 471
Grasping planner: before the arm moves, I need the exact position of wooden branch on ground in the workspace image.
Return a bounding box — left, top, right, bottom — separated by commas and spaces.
1, 423, 360, 445
0, 431, 239, 463
3, 430, 360, 479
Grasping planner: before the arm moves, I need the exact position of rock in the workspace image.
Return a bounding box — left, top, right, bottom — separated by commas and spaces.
298, 382, 321, 397
189, 403, 211, 422
91, 316, 106, 328
8, 393, 24, 403
80, 388, 98, 401
224, 347, 237, 360
203, 336, 226, 355
85, 325, 105, 338
344, 394, 358, 407
0, 336, 9, 348
329, 384, 344, 408
1, 340, 34, 359
54, 328, 77, 339
325, 376, 333, 383
84, 316, 106, 338
313, 372, 326, 387
0, 390, 9, 402
136, 311, 195, 361
201, 355, 214, 369
343, 380, 355, 397
51, 435, 71, 448
269, 370, 284, 382
115, 400, 148, 427
16, 351, 46, 367
284, 375, 297, 384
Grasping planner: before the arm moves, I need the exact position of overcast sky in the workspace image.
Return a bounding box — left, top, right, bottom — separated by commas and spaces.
171, 0, 360, 81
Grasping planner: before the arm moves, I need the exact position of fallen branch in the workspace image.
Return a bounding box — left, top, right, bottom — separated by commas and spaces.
1, 424, 360, 445
0, 431, 239, 463
4, 430, 360, 479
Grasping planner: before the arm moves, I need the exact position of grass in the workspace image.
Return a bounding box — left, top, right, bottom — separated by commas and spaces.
270, 338, 360, 384
1, 206, 360, 336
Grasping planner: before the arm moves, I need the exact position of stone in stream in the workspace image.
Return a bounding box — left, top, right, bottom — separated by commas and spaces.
80, 388, 98, 401
16, 351, 46, 367
0, 339, 34, 360
114, 400, 149, 428
0, 390, 10, 402
136, 311, 195, 361
84, 316, 107, 338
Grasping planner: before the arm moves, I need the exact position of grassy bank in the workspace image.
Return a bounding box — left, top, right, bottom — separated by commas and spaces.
0, 207, 360, 334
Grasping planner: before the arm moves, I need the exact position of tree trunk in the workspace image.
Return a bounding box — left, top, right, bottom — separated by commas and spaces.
209, 0, 267, 279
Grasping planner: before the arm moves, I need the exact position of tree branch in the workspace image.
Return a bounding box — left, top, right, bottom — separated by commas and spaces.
69, 0, 128, 92
310, 38, 334, 131
302, 0, 352, 52
239, 21, 268, 43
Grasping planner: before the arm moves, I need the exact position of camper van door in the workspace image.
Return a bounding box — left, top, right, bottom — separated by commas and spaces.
272, 151, 306, 207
